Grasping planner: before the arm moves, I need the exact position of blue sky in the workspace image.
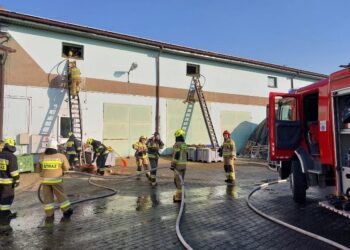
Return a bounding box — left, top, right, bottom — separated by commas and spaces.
1, 0, 350, 74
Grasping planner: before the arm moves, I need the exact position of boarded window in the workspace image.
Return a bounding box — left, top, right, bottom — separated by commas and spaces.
187, 64, 200, 76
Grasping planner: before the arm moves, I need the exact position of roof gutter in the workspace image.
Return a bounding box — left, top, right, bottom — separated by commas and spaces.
0, 10, 327, 80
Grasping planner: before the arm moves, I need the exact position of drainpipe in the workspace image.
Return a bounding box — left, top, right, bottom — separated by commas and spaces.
0, 35, 16, 139
155, 46, 163, 133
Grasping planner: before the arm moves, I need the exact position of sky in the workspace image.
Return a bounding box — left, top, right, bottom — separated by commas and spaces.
1, 0, 350, 74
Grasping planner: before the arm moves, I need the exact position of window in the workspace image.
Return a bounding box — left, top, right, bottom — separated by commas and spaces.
268, 76, 277, 88
60, 117, 71, 138
275, 97, 297, 121
186, 64, 200, 76
62, 43, 84, 59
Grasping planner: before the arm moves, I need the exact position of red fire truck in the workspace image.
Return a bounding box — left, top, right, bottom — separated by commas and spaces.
268, 67, 350, 214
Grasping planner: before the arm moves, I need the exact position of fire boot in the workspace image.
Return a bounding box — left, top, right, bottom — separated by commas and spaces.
63, 208, 73, 219
45, 215, 55, 227
136, 171, 141, 180
150, 175, 157, 187
173, 190, 182, 203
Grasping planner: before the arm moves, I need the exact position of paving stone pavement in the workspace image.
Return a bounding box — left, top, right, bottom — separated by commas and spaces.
0, 158, 349, 249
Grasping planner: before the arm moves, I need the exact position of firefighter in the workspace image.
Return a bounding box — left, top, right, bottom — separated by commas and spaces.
0, 137, 19, 221
39, 139, 73, 223
171, 129, 188, 202
68, 60, 81, 97
146, 132, 164, 186
66, 132, 82, 170
132, 136, 150, 181
86, 138, 109, 175
220, 130, 237, 184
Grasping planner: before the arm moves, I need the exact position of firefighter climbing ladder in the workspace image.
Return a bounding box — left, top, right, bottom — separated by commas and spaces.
182, 76, 220, 148
67, 61, 85, 164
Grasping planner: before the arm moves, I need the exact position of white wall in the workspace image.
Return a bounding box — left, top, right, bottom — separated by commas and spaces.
8, 24, 317, 98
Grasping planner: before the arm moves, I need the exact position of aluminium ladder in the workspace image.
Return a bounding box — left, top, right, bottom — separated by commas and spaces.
182, 76, 220, 148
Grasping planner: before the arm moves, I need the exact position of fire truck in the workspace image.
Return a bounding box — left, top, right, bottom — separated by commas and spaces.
268, 67, 350, 214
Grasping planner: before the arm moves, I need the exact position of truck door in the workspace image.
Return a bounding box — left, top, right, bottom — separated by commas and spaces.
269, 93, 301, 160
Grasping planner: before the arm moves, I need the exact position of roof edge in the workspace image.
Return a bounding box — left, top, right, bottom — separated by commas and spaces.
0, 10, 327, 79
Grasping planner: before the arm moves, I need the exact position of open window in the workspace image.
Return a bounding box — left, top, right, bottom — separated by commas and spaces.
269, 93, 301, 160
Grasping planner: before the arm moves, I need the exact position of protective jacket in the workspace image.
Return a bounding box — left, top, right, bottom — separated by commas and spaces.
133, 142, 148, 159
222, 138, 236, 158
66, 135, 82, 155
39, 149, 70, 184
172, 141, 188, 166
146, 138, 164, 159
91, 140, 108, 161
0, 146, 19, 185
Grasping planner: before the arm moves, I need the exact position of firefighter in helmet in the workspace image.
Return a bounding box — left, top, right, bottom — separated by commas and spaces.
146, 132, 164, 186
171, 129, 188, 202
220, 130, 237, 184
0, 137, 19, 222
39, 139, 73, 224
86, 138, 109, 175
132, 136, 150, 180
68, 60, 81, 97
66, 132, 82, 170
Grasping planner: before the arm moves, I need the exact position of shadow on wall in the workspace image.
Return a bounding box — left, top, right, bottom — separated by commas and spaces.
231, 121, 257, 154
35, 61, 69, 152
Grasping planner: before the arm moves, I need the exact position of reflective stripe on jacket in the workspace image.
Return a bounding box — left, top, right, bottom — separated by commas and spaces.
146, 139, 164, 159
39, 153, 69, 180
222, 139, 236, 158
172, 142, 188, 165
133, 142, 148, 159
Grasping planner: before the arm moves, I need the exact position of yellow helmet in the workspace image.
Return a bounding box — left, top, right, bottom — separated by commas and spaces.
4, 137, 16, 147
86, 138, 93, 145
174, 129, 185, 137
68, 131, 74, 137
139, 136, 147, 141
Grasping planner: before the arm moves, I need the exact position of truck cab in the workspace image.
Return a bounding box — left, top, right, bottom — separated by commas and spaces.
269, 67, 350, 205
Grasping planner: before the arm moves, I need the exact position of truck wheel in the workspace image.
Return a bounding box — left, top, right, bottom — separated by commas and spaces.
290, 160, 307, 203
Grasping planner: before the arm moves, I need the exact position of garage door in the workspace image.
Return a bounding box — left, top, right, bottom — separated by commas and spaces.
103, 103, 152, 156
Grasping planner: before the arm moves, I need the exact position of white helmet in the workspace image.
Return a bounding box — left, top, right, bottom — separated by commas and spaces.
47, 139, 58, 150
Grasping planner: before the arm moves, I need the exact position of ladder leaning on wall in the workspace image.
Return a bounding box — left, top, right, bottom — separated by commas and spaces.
181, 76, 220, 148
67, 61, 85, 164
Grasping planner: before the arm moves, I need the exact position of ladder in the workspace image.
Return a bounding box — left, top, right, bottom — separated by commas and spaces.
181, 81, 196, 138
182, 76, 220, 148
67, 61, 85, 164
67, 93, 83, 141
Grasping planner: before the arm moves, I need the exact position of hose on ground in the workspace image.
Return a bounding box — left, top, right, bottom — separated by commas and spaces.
37, 165, 194, 249
174, 168, 193, 250
247, 179, 350, 250
37, 166, 169, 206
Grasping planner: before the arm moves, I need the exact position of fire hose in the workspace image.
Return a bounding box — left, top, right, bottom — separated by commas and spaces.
247, 179, 350, 250
37, 166, 193, 250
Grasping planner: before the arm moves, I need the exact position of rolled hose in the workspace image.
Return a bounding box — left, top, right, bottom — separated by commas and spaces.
37, 166, 194, 249
247, 179, 350, 250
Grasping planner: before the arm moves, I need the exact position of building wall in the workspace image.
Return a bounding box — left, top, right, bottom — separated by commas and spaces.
2, 23, 322, 156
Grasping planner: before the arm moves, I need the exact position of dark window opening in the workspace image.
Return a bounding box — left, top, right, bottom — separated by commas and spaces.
268, 76, 277, 88
187, 64, 200, 76
60, 117, 71, 138
62, 43, 84, 59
